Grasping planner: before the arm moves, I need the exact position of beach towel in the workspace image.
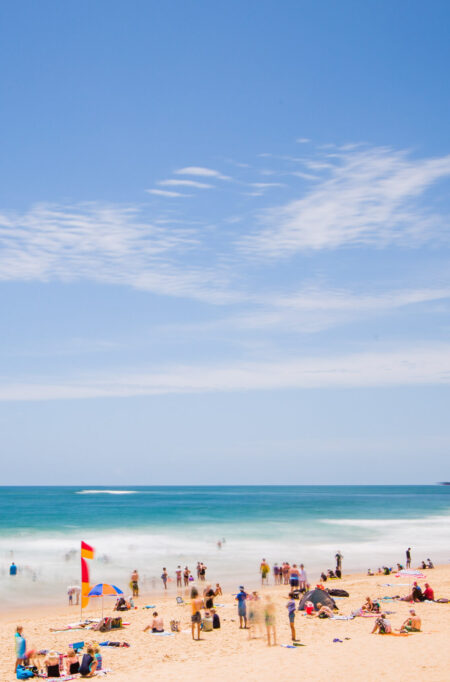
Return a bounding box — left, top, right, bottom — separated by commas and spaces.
331, 615, 354, 620
149, 631, 174, 636
280, 644, 305, 648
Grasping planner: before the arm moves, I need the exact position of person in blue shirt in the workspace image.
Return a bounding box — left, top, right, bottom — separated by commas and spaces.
10, 562, 17, 576
235, 586, 248, 629
15, 626, 27, 672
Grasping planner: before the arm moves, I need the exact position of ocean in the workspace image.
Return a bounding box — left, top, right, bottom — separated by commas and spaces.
1, 486, 449, 607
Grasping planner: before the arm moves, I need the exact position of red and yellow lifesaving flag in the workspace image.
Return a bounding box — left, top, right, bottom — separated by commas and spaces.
81, 541, 95, 609
81, 541, 95, 560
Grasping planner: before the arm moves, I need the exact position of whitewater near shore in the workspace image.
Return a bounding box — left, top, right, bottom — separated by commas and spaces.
2, 565, 449, 682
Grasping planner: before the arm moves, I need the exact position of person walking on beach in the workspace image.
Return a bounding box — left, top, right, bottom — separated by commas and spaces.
131, 570, 139, 597
406, 547, 411, 569
264, 595, 277, 646
190, 587, 203, 641
10, 562, 17, 576
161, 568, 168, 590
235, 586, 248, 629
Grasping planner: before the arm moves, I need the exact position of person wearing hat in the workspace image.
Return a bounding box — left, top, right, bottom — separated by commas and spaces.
235, 586, 248, 629
44, 651, 61, 678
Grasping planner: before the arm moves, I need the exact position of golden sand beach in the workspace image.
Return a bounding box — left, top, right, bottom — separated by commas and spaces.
2, 565, 449, 682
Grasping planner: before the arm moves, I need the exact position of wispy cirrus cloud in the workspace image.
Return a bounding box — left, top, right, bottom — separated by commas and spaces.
0, 202, 235, 303
174, 166, 231, 180
158, 179, 213, 189
2, 344, 450, 401
240, 146, 450, 256
146, 188, 190, 197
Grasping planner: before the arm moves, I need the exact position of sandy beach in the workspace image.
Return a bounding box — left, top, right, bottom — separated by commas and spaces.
2, 564, 449, 682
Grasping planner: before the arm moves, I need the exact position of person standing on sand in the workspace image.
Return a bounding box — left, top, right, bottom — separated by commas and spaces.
190, 587, 204, 640
286, 592, 299, 642
299, 564, 307, 591
183, 566, 190, 587
235, 586, 248, 629
406, 547, 411, 568
335, 551, 343, 577
175, 566, 182, 588
260, 558, 270, 585
131, 569, 139, 597
161, 567, 168, 590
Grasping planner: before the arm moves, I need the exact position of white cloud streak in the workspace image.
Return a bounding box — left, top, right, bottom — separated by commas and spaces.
2, 345, 450, 401
158, 179, 213, 189
240, 147, 450, 256
0, 203, 235, 303
174, 166, 231, 180
146, 189, 190, 197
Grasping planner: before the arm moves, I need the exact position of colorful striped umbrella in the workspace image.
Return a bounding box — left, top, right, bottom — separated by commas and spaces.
88, 583, 123, 616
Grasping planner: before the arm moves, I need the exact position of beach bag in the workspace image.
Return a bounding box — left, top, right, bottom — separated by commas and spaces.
327, 589, 349, 597
16, 667, 34, 680
111, 617, 123, 629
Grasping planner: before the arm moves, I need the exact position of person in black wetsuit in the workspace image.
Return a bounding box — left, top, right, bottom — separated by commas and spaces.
79, 646, 98, 678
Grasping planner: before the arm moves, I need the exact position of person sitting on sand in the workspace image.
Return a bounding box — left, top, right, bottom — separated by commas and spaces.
191, 586, 204, 641
367, 568, 374, 576
423, 583, 435, 601
362, 596, 375, 612
421, 560, 427, 570
320, 572, 328, 582
144, 611, 164, 633
304, 600, 315, 615
65, 648, 80, 675
316, 602, 334, 618
44, 651, 61, 678
399, 609, 421, 633
427, 558, 434, 569
371, 613, 392, 634
210, 608, 221, 629
327, 569, 336, 579
214, 583, 223, 596
79, 646, 98, 678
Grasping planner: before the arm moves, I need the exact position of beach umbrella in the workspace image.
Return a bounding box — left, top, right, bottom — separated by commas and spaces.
88, 583, 123, 617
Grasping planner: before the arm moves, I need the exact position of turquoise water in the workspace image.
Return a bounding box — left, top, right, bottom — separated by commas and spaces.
1, 486, 449, 606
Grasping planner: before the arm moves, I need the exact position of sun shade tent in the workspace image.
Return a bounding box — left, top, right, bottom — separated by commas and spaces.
298, 588, 337, 611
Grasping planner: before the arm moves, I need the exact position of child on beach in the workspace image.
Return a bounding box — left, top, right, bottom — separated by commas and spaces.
286, 592, 298, 642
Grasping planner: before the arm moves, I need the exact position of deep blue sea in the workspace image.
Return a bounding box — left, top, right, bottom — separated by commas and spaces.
1, 486, 449, 606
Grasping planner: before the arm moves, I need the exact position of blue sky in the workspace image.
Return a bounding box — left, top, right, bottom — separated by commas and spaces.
1, 0, 450, 484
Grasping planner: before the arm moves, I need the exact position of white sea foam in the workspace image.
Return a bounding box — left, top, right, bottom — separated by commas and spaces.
76, 490, 139, 495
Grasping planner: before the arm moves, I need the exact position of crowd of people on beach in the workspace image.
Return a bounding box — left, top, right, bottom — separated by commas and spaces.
10, 544, 445, 678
